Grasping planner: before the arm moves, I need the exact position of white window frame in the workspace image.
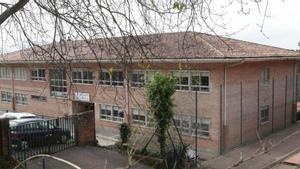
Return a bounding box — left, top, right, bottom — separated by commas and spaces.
0, 67, 12, 79
31, 68, 46, 81
99, 69, 124, 86
1, 91, 12, 103
172, 70, 210, 92
49, 69, 67, 98
262, 67, 270, 85
260, 105, 269, 124
72, 68, 93, 84
15, 93, 27, 105
99, 104, 125, 123
132, 108, 146, 126
131, 70, 145, 87
14, 67, 27, 80
173, 114, 210, 138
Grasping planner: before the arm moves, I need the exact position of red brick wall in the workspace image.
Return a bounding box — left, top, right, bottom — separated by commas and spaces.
224, 60, 296, 150
0, 61, 296, 156
75, 111, 96, 145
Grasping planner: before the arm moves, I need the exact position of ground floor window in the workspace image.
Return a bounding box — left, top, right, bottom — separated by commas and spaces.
131, 108, 155, 127
31, 95, 47, 102
173, 114, 210, 138
260, 105, 269, 123
1, 91, 12, 103
15, 93, 27, 105
100, 104, 124, 122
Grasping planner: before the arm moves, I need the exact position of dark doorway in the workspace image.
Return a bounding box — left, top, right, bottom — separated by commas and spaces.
72, 101, 94, 114
296, 111, 300, 122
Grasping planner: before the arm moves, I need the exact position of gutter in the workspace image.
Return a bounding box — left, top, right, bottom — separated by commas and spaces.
1, 56, 300, 64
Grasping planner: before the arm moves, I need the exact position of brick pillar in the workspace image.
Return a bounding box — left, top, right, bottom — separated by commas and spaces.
0, 118, 10, 157
75, 111, 96, 145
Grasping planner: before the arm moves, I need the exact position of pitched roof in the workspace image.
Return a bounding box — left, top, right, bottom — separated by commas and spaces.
1, 32, 299, 63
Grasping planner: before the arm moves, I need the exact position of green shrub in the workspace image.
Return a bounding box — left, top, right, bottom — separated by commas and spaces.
120, 123, 131, 144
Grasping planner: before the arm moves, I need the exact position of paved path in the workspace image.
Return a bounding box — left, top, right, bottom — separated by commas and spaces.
26, 146, 148, 169
202, 123, 300, 169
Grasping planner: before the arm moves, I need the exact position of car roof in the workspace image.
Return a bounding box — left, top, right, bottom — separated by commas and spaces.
1, 112, 37, 119
10, 118, 44, 125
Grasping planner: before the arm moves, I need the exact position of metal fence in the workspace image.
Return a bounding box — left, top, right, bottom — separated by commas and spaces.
9, 115, 77, 161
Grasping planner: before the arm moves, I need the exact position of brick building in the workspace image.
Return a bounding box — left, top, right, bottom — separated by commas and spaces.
0, 32, 299, 156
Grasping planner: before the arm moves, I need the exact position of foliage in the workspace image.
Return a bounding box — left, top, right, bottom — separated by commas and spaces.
120, 123, 131, 144
146, 72, 176, 157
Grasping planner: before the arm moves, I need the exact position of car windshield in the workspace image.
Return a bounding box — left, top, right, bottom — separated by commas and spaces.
12, 120, 56, 130
20, 116, 36, 119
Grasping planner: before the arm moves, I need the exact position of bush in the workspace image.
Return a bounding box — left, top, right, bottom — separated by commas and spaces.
120, 123, 131, 144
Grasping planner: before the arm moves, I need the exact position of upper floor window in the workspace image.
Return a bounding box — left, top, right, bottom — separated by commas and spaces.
49, 69, 67, 98
173, 71, 189, 90
131, 71, 145, 87
14, 68, 27, 80
260, 105, 269, 123
0, 91, 12, 103
15, 93, 27, 105
32, 69, 46, 81
72, 68, 93, 84
262, 67, 270, 85
99, 69, 123, 86
0, 67, 12, 79
172, 71, 210, 92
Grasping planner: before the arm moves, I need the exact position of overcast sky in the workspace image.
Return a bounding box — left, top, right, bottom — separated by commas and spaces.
225, 0, 300, 50
1, 0, 300, 53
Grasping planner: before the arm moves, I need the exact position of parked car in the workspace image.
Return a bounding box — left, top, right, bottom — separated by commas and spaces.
10, 118, 71, 150
0, 112, 37, 120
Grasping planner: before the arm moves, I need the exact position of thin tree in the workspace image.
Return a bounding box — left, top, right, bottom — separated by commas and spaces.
146, 72, 176, 157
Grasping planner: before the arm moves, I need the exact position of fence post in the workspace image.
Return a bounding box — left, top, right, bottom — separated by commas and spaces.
272, 78, 275, 133
0, 118, 10, 158
240, 81, 243, 145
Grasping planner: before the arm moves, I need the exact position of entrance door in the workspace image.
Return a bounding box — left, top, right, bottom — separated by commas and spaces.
297, 111, 300, 122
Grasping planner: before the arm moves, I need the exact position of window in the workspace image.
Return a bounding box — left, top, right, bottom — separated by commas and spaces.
15, 93, 27, 105
31, 95, 47, 102
112, 106, 125, 122
262, 67, 270, 85
132, 108, 146, 125
14, 68, 27, 80
99, 70, 111, 85
32, 69, 46, 81
100, 104, 124, 122
172, 71, 210, 92
100, 104, 112, 121
0, 67, 12, 79
173, 114, 210, 138
191, 118, 210, 137
49, 69, 67, 98
99, 69, 124, 86
72, 68, 93, 84
173, 71, 189, 90
260, 105, 269, 123
1, 91, 12, 102
145, 71, 156, 82
131, 71, 145, 87
191, 72, 209, 91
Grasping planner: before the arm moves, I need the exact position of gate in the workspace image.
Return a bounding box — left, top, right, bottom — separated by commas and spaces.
9, 115, 78, 161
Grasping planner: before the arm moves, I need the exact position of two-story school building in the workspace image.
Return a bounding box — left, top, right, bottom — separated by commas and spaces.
0, 32, 299, 156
